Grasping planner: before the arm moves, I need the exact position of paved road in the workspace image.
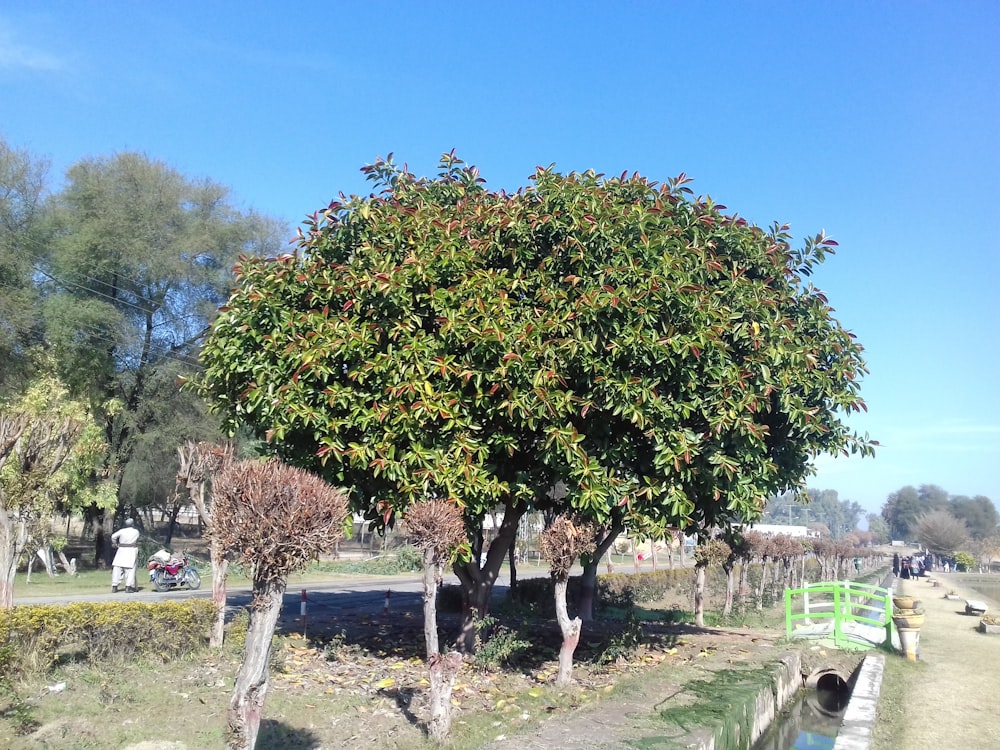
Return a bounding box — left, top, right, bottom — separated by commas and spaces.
12, 568, 553, 631
14, 573, 444, 622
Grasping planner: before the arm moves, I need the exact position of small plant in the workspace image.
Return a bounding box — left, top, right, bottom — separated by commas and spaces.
595, 608, 643, 665
954, 551, 977, 572
0, 644, 38, 735
472, 615, 530, 671
226, 608, 250, 651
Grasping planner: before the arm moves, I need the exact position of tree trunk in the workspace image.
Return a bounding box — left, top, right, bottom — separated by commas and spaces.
577, 523, 623, 622
99, 511, 115, 567
694, 564, 706, 627
423, 548, 441, 656
227, 580, 285, 750
755, 559, 768, 611
428, 651, 463, 743
210, 544, 230, 648
631, 537, 639, 574
453, 500, 525, 653
421, 547, 462, 742
57, 549, 77, 575
165, 503, 182, 546
722, 560, 735, 618
507, 539, 518, 593
0, 510, 30, 609
553, 577, 581, 685
736, 559, 748, 610
36, 547, 56, 577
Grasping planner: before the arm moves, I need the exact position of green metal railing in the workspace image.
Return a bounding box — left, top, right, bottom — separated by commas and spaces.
785, 580, 893, 650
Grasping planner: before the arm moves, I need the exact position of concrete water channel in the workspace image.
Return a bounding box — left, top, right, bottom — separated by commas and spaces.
630, 574, 893, 749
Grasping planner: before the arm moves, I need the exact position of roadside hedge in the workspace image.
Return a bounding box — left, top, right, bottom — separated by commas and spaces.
0, 599, 214, 674
503, 567, 718, 613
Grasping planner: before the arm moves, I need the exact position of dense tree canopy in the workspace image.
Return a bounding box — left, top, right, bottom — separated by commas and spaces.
199, 154, 875, 540
37, 152, 286, 533
881, 484, 996, 542
0, 371, 110, 606
0, 138, 48, 395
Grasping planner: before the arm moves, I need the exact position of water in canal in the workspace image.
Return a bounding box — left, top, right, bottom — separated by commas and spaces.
750, 686, 848, 750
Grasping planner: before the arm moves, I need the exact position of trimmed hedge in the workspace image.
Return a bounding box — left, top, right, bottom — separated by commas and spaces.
0, 599, 214, 673
505, 567, 721, 614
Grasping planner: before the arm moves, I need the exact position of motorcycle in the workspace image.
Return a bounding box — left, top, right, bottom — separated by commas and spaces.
147, 550, 202, 592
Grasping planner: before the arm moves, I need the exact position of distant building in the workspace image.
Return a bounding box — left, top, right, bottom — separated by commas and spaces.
749, 523, 816, 538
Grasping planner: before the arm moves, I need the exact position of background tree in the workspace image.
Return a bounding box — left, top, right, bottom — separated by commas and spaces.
866, 513, 890, 544
0, 372, 110, 607
403, 499, 466, 742
913, 509, 968, 557
0, 137, 48, 396
948, 495, 998, 540
539, 515, 597, 685
39, 152, 285, 563
881, 486, 924, 541
212, 458, 349, 750
197, 155, 875, 650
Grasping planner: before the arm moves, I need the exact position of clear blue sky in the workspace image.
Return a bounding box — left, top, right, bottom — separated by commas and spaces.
2, 2, 997, 517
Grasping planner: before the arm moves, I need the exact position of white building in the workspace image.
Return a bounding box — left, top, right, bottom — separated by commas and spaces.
749, 523, 816, 538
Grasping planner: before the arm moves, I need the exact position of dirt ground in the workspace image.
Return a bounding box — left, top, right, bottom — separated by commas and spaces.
872, 572, 1000, 749
7, 572, 869, 749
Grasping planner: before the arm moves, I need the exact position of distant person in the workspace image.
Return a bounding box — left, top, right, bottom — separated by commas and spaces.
111, 518, 141, 593
892, 553, 900, 578
910, 557, 920, 578
900, 557, 911, 579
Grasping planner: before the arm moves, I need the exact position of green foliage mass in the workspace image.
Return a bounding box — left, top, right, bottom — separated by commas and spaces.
197, 154, 874, 536
0, 372, 111, 519
0, 599, 214, 673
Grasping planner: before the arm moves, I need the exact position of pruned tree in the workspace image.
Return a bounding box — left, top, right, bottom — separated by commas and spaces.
212, 458, 349, 750
540, 515, 597, 684
403, 499, 466, 742
721, 531, 751, 617
914, 510, 969, 557
735, 529, 764, 611
0, 373, 109, 607
693, 538, 731, 626
753, 535, 776, 610
769, 534, 804, 589
176, 440, 235, 647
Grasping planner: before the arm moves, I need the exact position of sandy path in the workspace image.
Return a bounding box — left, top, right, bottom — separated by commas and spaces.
892, 572, 1000, 747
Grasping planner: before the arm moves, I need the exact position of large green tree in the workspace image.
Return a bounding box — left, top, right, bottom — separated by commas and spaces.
948, 495, 998, 540
39, 152, 286, 561
197, 155, 875, 646
0, 137, 48, 395
0, 372, 111, 607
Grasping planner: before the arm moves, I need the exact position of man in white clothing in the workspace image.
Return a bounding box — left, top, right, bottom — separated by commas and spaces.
111, 518, 141, 593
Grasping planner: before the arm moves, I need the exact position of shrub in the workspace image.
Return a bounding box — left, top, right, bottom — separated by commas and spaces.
595, 608, 643, 665
0, 599, 214, 673
954, 551, 977, 572
472, 615, 530, 671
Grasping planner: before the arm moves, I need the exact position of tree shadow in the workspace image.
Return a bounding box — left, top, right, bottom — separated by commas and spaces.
385, 685, 423, 730
256, 719, 323, 748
